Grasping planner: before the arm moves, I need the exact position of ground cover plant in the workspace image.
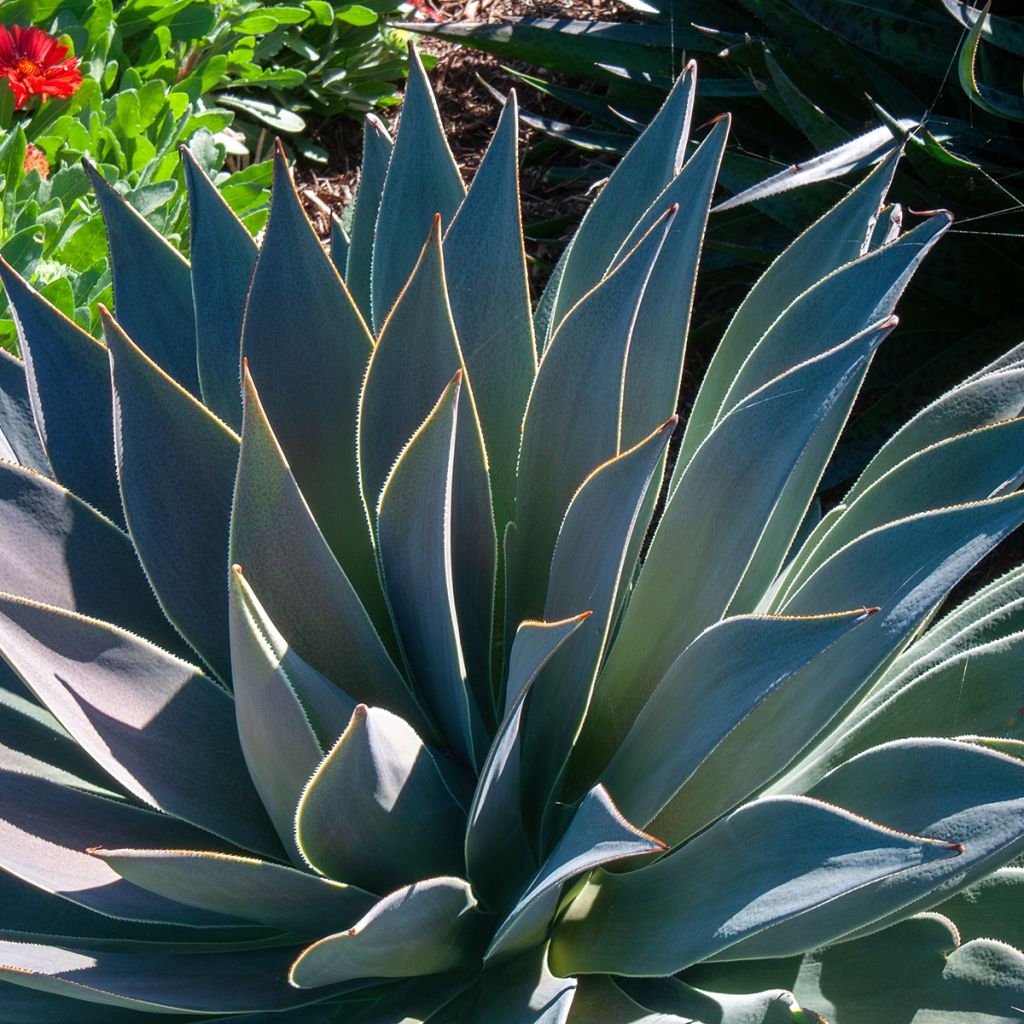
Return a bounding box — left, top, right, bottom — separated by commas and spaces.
1, 46, 1024, 1023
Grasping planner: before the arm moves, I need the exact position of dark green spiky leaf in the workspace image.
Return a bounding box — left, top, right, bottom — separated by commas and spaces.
0, 349, 48, 478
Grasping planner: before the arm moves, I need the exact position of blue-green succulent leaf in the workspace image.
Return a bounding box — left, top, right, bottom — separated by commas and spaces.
104, 310, 237, 682
371, 46, 465, 330
241, 146, 386, 638
549, 795, 960, 976
231, 366, 425, 732
0, 460, 181, 653
0, 594, 280, 858
716, 213, 950, 420
182, 147, 257, 431
938, 867, 1024, 948
0, 261, 118, 523
443, 91, 536, 534
84, 161, 200, 396
370, 291, 493, 757
676, 152, 899, 479
586, 320, 893, 776
521, 418, 675, 832
228, 567, 355, 861
296, 705, 466, 894
467, 613, 590, 911
330, 216, 350, 276
487, 785, 665, 962
0, 349, 48, 478
346, 113, 393, 322
601, 610, 873, 830
536, 62, 694, 348
508, 208, 672, 635
93, 848, 377, 935
459, 949, 577, 1024
0, 944, 327, 1013
0, 765, 250, 927
616, 116, 728, 452
289, 877, 479, 988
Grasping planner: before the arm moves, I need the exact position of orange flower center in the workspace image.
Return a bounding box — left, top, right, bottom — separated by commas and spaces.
14, 57, 41, 77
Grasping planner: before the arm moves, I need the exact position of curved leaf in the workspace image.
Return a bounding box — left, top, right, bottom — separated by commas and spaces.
0, 348, 48, 477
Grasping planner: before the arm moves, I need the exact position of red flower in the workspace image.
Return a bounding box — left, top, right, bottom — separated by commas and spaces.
0, 25, 81, 110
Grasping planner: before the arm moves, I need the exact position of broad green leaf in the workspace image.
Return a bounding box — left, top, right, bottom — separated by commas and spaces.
0, 460, 182, 653
0, 944, 321, 1014
537, 63, 694, 348
84, 162, 199, 395
296, 705, 466, 894
362, 231, 495, 728
371, 46, 465, 330
0, 349, 48, 478
228, 567, 355, 859
0, 766, 245, 927
0, 594, 280, 858
601, 610, 872, 830
217, 95, 305, 133
466, 613, 590, 911
486, 785, 665, 961
230, 366, 425, 733
182, 147, 257, 431
567, 974, 690, 1023
507, 209, 672, 636
722, 740, 1024, 958
241, 146, 386, 639
676, 153, 899, 479
443, 91, 536, 534
686, 913, 1024, 1024
615, 116, 729, 451
346, 113, 392, 321
584, 320, 892, 777
550, 795, 959, 976
520, 418, 675, 835
289, 878, 479, 988
0, 261, 119, 523
93, 848, 376, 935
375, 374, 481, 766
104, 311, 237, 681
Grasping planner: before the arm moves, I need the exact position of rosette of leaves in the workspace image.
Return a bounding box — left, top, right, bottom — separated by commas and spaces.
1, 49, 1024, 1023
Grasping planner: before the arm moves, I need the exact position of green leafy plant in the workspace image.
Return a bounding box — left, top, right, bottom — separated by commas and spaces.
1, 50, 1024, 1023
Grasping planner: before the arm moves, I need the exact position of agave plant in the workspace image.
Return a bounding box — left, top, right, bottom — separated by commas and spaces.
1, 47, 1024, 1024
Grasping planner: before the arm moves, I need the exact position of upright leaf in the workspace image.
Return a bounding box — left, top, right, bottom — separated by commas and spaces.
241, 146, 385, 634
346, 113, 392, 321
84, 161, 199, 395
371, 46, 465, 330
104, 311, 237, 681
182, 147, 257, 431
